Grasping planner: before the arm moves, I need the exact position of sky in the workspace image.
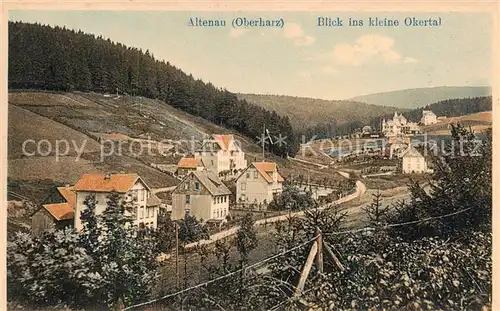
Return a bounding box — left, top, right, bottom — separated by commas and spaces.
8, 11, 493, 100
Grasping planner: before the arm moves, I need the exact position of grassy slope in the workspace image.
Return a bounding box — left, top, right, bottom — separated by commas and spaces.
422, 111, 492, 134
237, 93, 403, 130
350, 86, 491, 109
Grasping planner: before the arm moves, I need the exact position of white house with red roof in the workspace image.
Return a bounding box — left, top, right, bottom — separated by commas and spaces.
235, 162, 284, 208
194, 134, 247, 177
73, 173, 161, 230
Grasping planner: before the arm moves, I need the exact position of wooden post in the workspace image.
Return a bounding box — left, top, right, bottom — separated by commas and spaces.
323, 241, 345, 272
315, 227, 323, 273
294, 240, 318, 298
175, 222, 180, 290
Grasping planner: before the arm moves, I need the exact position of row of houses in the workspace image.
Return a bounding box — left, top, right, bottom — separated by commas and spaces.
171, 161, 284, 222
32, 134, 285, 234
381, 110, 440, 137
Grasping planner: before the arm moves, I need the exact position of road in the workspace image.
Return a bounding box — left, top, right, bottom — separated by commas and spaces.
185, 178, 366, 249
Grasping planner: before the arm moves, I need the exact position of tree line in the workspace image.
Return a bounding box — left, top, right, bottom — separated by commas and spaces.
369, 96, 492, 129
301, 96, 492, 139
8, 21, 299, 157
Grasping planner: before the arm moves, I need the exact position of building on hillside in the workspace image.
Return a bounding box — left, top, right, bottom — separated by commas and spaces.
421, 110, 439, 125
382, 112, 421, 136
401, 146, 432, 174
31, 186, 76, 236
176, 156, 205, 178
171, 170, 231, 222
73, 173, 161, 230
193, 134, 247, 178
235, 162, 284, 209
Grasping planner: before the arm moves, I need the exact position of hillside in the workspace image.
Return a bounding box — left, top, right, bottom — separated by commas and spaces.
237, 93, 402, 130
350, 86, 491, 109
423, 111, 492, 135
8, 21, 298, 157
7, 91, 264, 204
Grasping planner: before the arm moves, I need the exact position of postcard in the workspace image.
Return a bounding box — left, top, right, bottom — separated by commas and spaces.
1, 3, 497, 311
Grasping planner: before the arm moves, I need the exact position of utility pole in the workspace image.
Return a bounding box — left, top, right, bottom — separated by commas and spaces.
175, 222, 179, 290
262, 123, 266, 161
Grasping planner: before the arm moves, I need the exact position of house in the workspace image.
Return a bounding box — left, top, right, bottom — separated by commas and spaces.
235, 162, 284, 208
73, 173, 161, 230
382, 112, 421, 136
176, 156, 205, 177
31, 186, 76, 236
194, 134, 247, 178
401, 146, 431, 174
171, 170, 231, 222
421, 110, 439, 125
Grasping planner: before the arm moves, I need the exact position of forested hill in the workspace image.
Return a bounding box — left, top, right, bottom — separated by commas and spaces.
237, 93, 402, 130
350, 86, 491, 109
371, 96, 492, 126
8, 21, 298, 157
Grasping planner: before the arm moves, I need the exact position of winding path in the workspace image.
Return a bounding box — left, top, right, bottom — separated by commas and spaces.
185, 177, 366, 249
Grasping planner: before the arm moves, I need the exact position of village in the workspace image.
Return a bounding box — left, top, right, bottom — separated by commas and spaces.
31, 108, 441, 239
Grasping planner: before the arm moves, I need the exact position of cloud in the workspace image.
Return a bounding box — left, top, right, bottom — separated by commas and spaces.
283, 23, 315, 46
312, 34, 417, 66
229, 28, 250, 38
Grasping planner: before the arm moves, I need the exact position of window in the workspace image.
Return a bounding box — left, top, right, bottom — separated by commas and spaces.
140, 207, 144, 219
224, 196, 227, 203
241, 194, 246, 202
211, 160, 214, 165
246, 172, 250, 178
139, 190, 144, 202
217, 196, 220, 204
241, 182, 246, 191
132, 190, 138, 202
254, 171, 258, 179
213, 197, 216, 204
195, 182, 200, 191
185, 195, 191, 204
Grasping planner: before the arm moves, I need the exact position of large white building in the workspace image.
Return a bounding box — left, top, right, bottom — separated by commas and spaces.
420, 110, 439, 125
194, 134, 247, 178
235, 162, 284, 208
171, 170, 231, 222
401, 146, 432, 174
73, 173, 161, 230
382, 112, 420, 136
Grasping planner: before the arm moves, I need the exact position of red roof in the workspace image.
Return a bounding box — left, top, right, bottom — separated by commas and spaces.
43, 203, 74, 221
252, 162, 284, 183
177, 157, 204, 169
211, 134, 234, 151
57, 186, 76, 210
73, 173, 140, 193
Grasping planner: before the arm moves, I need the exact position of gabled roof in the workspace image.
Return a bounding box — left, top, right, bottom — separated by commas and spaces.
57, 186, 76, 210
401, 145, 424, 158
177, 157, 204, 169
175, 171, 231, 196
43, 203, 74, 221
238, 162, 284, 184
211, 134, 234, 151
74, 173, 145, 193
